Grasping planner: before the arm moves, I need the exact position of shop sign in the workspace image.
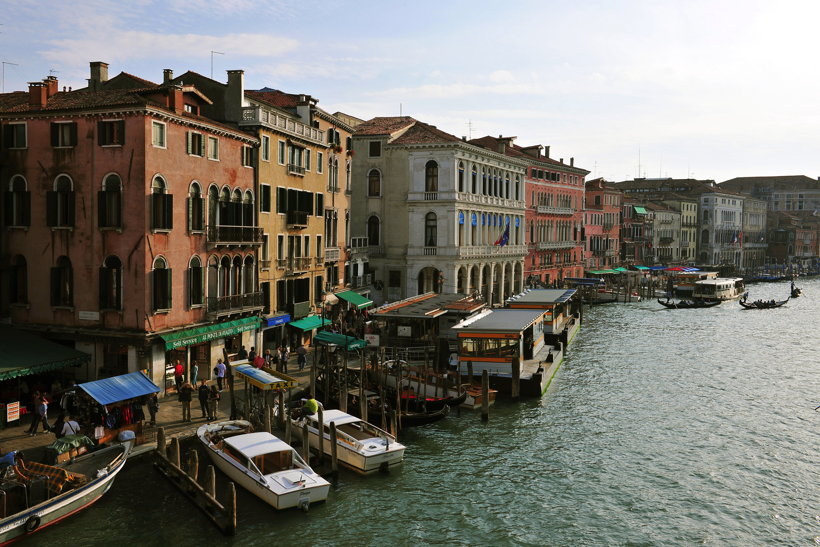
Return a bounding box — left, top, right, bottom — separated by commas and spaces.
265, 314, 291, 327
364, 334, 379, 347
397, 326, 412, 337
78, 311, 100, 321
6, 402, 20, 422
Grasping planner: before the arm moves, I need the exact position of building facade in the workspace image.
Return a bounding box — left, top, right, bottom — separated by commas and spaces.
584, 178, 622, 270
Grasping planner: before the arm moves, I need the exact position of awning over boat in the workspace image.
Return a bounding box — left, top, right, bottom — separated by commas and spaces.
633, 265, 649, 270
633, 206, 647, 214
233, 364, 296, 391
78, 372, 160, 405
564, 277, 605, 286
649, 266, 668, 270
288, 315, 331, 331
614, 267, 628, 272
335, 290, 373, 309
161, 316, 259, 350
0, 326, 90, 381
313, 331, 368, 350
588, 269, 620, 274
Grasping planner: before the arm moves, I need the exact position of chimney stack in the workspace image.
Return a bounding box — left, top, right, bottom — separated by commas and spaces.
225, 70, 245, 122
44, 76, 59, 97
168, 84, 184, 114
89, 61, 109, 91
163, 69, 173, 83
28, 82, 47, 108
570, 157, 574, 167
544, 146, 550, 159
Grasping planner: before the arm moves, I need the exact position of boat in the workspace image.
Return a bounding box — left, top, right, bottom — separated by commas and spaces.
790, 280, 802, 298
692, 277, 746, 301
294, 409, 405, 475
366, 395, 451, 428
380, 361, 492, 410
197, 420, 329, 511
0, 444, 127, 545
397, 388, 468, 412
657, 298, 721, 309
738, 294, 789, 309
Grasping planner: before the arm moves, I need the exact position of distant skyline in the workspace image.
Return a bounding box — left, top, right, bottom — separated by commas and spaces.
4, 0, 820, 182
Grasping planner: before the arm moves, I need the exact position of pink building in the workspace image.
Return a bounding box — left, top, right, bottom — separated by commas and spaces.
584, 178, 622, 271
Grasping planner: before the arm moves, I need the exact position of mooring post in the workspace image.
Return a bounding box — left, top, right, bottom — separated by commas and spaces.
302, 421, 310, 465
170, 437, 181, 468
156, 427, 166, 458
317, 408, 324, 465
205, 465, 216, 498
390, 409, 398, 438
467, 361, 474, 386
227, 482, 237, 535
264, 403, 272, 434
188, 449, 199, 481
481, 369, 489, 422
277, 391, 285, 429
329, 421, 339, 479
511, 357, 520, 400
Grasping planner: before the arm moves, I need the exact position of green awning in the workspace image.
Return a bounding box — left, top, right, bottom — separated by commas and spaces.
633, 265, 649, 270
313, 331, 367, 350
0, 326, 90, 381
634, 206, 647, 214
288, 315, 331, 331
335, 290, 373, 309
614, 267, 628, 272
162, 316, 259, 350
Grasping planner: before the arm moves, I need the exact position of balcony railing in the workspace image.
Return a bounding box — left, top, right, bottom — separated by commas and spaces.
325, 246, 340, 261
536, 205, 575, 215
287, 163, 305, 176
206, 225, 263, 246
286, 210, 308, 229
423, 192, 438, 201
206, 292, 264, 317
350, 274, 372, 289
260, 259, 271, 270
537, 240, 577, 250
239, 106, 325, 145
276, 256, 313, 274
406, 244, 527, 258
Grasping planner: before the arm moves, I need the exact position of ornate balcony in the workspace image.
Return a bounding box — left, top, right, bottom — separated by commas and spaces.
324, 246, 340, 262
276, 256, 313, 274
206, 291, 264, 318
287, 163, 305, 176
286, 210, 309, 229
536, 205, 575, 215
206, 225, 262, 246
537, 240, 577, 250
239, 106, 325, 145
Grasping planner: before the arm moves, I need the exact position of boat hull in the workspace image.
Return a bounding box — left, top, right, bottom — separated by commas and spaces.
298, 421, 405, 476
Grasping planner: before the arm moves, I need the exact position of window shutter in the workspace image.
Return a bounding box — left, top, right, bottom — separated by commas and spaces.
21, 192, 30, 226
151, 194, 161, 229
2, 195, 11, 226
317, 193, 324, 216
165, 194, 174, 230
166, 268, 173, 309
277, 187, 286, 214
97, 121, 104, 146
186, 132, 192, 154
50, 123, 59, 147
200, 137, 205, 157
116, 120, 125, 144
186, 197, 192, 231
98, 190, 107, 227
46, 191, 57, 226
3, 125, 13, 148
69, 123, 77, 146
195, 197, 204, 230
66, 192, 76, 226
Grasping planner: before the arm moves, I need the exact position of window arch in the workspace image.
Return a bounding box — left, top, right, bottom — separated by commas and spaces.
230, 188, 242, 226
367, 215, 380, 246
218, 187, 231, 227
425, 212, 437, 247
151, 256, 172, 311
51, 256, 73, 307
188, 182, 204, 232
100, 255, 123, 310
5, 175, 30, 227
207, 185, 219, 228
243, 255, 255, 295
48, 174, 75, 228
99, 173, 122, 229
471, 166, 477, 193
425, 161, 438, 192
242, 190, 254, 227
188, 255, 204, 307
367, 169, 381, 197
10, 255, 27, 304
151, 176, 172, 230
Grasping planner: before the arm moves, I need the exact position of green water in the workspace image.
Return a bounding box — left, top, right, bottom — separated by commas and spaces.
23, 279, 820, 546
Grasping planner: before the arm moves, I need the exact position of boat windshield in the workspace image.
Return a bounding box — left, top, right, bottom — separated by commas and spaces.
252, 450, 294, 475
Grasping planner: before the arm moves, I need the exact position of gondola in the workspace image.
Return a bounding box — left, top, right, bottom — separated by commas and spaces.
368, 403, 450, 427
739, 295, 789, 309
396, 389, 468, 413
657, 298, 721, 309
790, 281, 802, 298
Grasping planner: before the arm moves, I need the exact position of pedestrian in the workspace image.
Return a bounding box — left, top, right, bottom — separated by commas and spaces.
237, 345, 248, 360
179, 380, 194, 422
190, 362, 199, 386
276, 346, 284, 372
282, 346, 290, 374
146, 393, 159, 425
264, 348, 274, 368
248, 346, 257, 362
297, 345, 307, 371
208, 385, 220, 421
61, 415, 81, 437
197, 380, 209, 419
215, 358, 226, 392
173, 360, 184, 392
27, 392, 48, 436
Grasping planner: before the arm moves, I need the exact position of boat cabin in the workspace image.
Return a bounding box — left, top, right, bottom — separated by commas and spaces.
672, 271, 718, 296
504, 289, 580, 347
692, 277, 746, 300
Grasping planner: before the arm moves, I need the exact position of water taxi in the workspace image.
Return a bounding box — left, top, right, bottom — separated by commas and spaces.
692, 277, 746, 301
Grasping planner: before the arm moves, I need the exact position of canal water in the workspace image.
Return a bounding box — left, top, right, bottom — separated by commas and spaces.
24, 279, 820, 546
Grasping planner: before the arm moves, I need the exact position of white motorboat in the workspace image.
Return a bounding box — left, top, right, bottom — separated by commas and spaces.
0, 445, 127, 545
197, 420, 329, 511
295, 410, 405, 475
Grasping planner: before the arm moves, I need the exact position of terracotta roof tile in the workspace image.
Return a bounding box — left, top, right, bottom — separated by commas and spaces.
353, 116, 417, 136
391, 121, 461, 145
246, 89, 300, 110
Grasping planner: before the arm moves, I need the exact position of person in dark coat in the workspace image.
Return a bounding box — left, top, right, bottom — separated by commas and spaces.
197, 380, 209, 419
179, 381, 194, 422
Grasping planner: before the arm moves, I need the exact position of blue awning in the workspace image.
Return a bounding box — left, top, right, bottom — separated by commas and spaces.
78, 372, 160, 405
233, 364, 296, 391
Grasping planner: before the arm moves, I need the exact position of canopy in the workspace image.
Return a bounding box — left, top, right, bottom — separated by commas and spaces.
564, 277, 605, 286
633, 265, 649, 270
288, 315, 331, 331
649, 266, 668, 270
613, 267, 629, 272
0, 326, 90, 381
78, 372, 159, 405
588, 269, 619, 274
634, 206, 647, 214
313, 331, 368, 350
161, 316, 259, 350
335, 290, 373, 309
233, 364, 296, 391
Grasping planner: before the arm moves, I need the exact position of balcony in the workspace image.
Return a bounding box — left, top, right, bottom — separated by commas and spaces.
287, 164, 305, 176
536, 205, 574, 215
276, 256, 313, 274
327, 184, 341, 193
206, 291, 264, 318
325, 246, 340, 261
592, 249, 617, 257
350, 274, 372, 289
537, 240, 577, 250
423, 192, 438, 201
206, 225, 262, 246
286, 210, 309, 229
406, 243, 527, 259
659, 237, 675, 245
453, 192, 526, 210
259, 259, 271, 270
239, 106, 325, 145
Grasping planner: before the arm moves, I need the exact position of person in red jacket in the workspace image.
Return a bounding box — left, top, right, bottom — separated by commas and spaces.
173, 360, 184, 392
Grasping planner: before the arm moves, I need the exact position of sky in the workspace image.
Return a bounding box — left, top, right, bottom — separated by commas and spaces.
3, 0, 820, 183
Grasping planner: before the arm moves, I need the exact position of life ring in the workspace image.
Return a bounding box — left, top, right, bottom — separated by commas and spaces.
24, 515, 41, 533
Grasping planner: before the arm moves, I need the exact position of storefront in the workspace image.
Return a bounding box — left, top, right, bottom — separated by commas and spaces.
287, 315, 331, 348
260, 313, 291, 355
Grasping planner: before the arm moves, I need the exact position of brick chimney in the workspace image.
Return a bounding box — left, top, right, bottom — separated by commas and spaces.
225, 70, 245, 122
163, 69, 173, 83
544, 146, 550, 159
28, 82, 47, 108
44, 76, 59, 98
168, 84, 184, 114
89, 61, 109, 91
570, 157, 574, 167
521, 144, 542, 159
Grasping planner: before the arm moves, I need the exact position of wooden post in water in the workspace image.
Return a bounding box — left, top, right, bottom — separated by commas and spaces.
359, 350, 367, 420
157, 427, 166, 458
316, 407, 324, 465
340, 351, 348, 413
227, 483, 237, 534
170, 437, 181, 468
481, 369, 489, 422
264, 403, 272, 434
188, 449, 199, 481
511, 357, 520, 400
301, 421, 310, 465
467, 361, 474, 387
310, 349, 317, 399
329, 421, 339, 479
390, 409, 398, 438
277, 391, 285, 429
285, 412, 292, 446
205, 465, 216, 498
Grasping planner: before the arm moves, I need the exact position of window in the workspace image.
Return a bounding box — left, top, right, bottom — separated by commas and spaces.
151, 176, 173, 230
316, 193, 324, 216
99, 255, 123, 310
188, 182, 204, 231
367, 215, 380, 246
260, 184, 271, 213
369, 141, 381, 157
186, 131, 204, 156
4, 175, 30, 227
317, 152, 324, 174
261, 136, 270, 162
188, 255, 204, 307
47, 175, 75, 228
208, 136, 219, 160
98, 174, 122, 229
152, 121, 166, 148
98, 120, 125, 146
425, 212, 437, 246
276, 187, 287, 214
425, 161, 438, 192
51, 256, 73, 307
51, 122, 77, 147
368, 169, 381, 197
277, 141, 285, 164
458, 162, 464, 192
152, 257, 172, 311
4, 123, 27, 148
241, 146, 253, 167
10, 255, 27, 304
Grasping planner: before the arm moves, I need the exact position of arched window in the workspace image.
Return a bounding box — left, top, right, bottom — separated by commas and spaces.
368, 169, 381, 197
10, 255, 27, 304
151, 256, 171, 311
207, 185, 219, 228
701, 229, 710, 244
5, 175, 30, 227
151, 176, 172, 230
242, 190, 254, 227
51, 256, 73, 307
458, 162, 465, 192
220, 255, 232, 297
99, 173, 123, 229
425, 161, 438, 192
243, 255, 255, 295
367, 215, 380, 246
218, 187, 231, 227
471, 166, 477, 193
100, 255, 123, 310
231, 188, 242, 226
188, 182, 204, 232
48, 175, 75, 228
188, 255, 204, 307
425, 212, 437, 247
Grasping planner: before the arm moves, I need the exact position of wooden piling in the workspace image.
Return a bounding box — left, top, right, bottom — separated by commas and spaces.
264, 403, 272, 434
285, 411, 292, 446
277, 392, 285, 429
205, 465, 216, 498
170, 437, 181, 468
317, 408, 324, 465
390, 409, 398, 438
227, 483, 237, 532
156, 427, 166, 458
511, 357, 520, 400
188, 449, 199, 481
467, 361, 474, 385
302, 421, 310, 465
359, 350, 367, 420
329, 421, 339, 479
481, 370, 489, 422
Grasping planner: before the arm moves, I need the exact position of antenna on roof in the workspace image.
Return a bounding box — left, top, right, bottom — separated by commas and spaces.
2, 61, 19, 93
210, 51, 224, 79
466, 120, 474, 140
49, 68, 59, 77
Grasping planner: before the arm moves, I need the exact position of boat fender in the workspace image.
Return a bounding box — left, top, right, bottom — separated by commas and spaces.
24, 515, 41, 533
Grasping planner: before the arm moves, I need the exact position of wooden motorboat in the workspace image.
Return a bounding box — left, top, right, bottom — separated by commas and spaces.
657, 298, 721, 309
738, 295, 789, 309
197, 420, 329, 511
294, 410, 405, 475
0, 445, 127, 545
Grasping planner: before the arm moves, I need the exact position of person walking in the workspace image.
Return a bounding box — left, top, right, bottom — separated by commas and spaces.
248, 347, 257, 362
146, 393, 159, 425
27, 392, 49, 436
208, 385, 220, 421
215, 358, 226, 392
197, 380, 209, 419
264, 348, 274, 368
190, 362, 199, 386
61, 415, 81, 437
173, 360, 184, 392
281, 346, 290, 374
179, 380, 194, 422
237, 345, 248, 360
297, 345, 308, 371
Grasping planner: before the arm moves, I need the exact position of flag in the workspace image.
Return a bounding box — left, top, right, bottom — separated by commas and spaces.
738, 231, 743, 247
731, 231, 738, 245
494, 222, 510, 247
